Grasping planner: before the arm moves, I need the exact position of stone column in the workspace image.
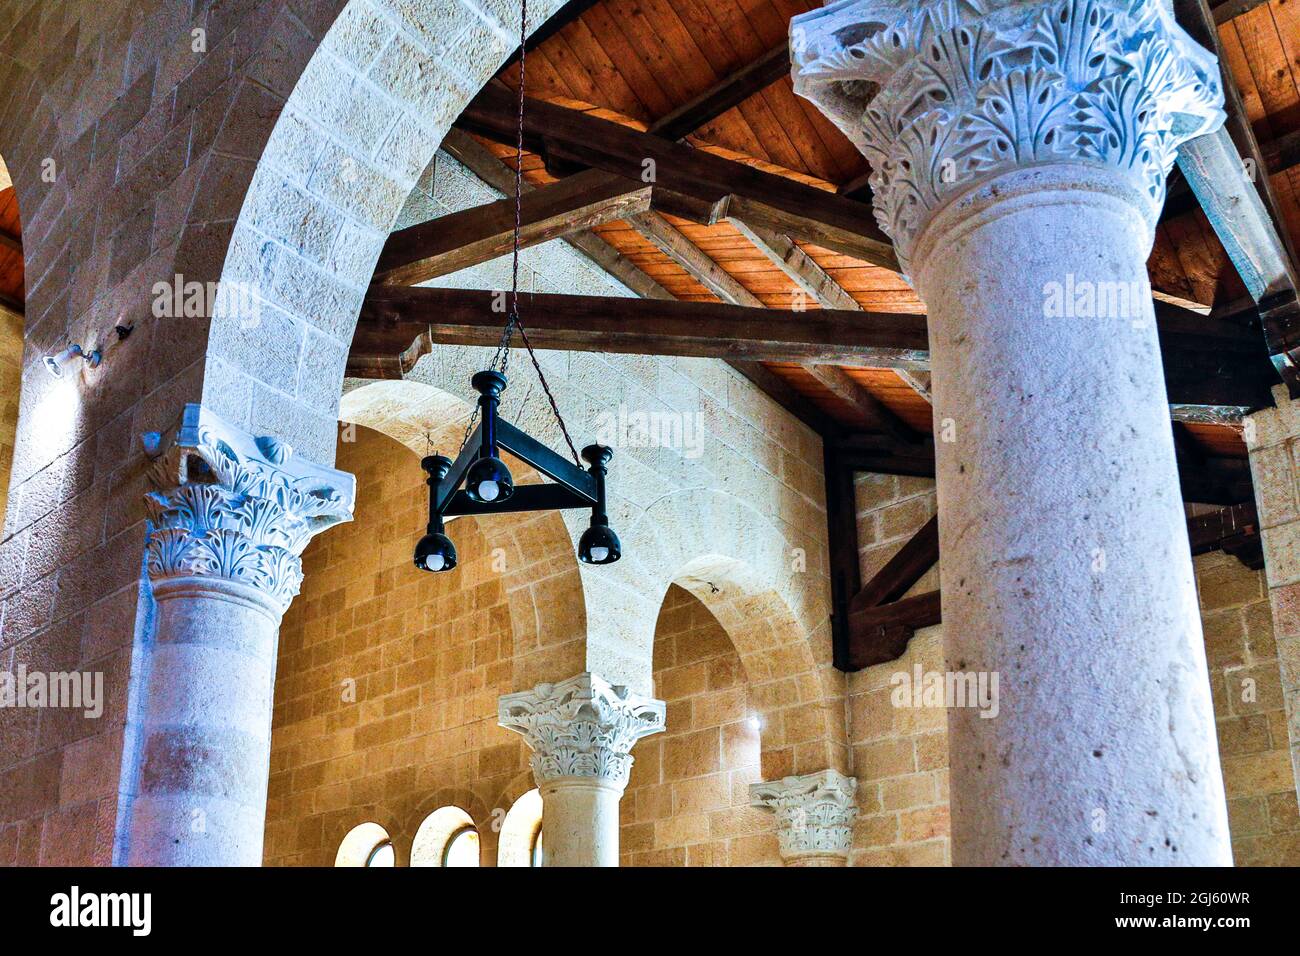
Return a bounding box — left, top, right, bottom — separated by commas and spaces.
499, 673, 664, 867
1247, 385, 1300, 796
751, 770, 858, 867
793, 1, 1232, 865
122, 404, 354, 866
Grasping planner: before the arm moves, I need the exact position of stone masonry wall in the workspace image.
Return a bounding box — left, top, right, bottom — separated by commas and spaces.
847, 473, 949, 866
620, 585, 779, 866
0, 303, 20, 528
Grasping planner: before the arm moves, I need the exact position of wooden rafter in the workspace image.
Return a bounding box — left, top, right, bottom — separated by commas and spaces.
372, 169, 651, 286
650, 43, 791, 142
1175, 0, 1300, 394
350, 287, 1274, 410
455, 83, 898, 269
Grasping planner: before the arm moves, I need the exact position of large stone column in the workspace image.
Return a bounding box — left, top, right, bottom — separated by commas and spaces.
499, 673, 664, 867
793, 1, 1232, 865
121, 404, 354, 866
751, 770, 858, 867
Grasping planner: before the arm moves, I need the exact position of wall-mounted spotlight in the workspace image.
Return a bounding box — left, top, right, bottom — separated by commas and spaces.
42, 325, 132, 379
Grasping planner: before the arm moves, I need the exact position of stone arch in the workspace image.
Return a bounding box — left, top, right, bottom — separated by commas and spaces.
333, 812, 401, 866
613, 487, 846, 775
206, 0, 570, 464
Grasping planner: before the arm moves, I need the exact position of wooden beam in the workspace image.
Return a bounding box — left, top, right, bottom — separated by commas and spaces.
456, 83, 898, 269
439, 130, 828, 433
1175, 0, 1300, 394
1212, 0, 1269, 23
1187, 501, 1259, 556
825, 438, 863, 671
628, 212, 765, 308
0, 228, 19, 256
650, 43, 791, 142
847, 591, 943, 669
372, 169, 651, 286
352, 286, 932, 377
352, 286, 1273, 409
726, 217, 861, 311
440, 129, 674, 302
851, 514, 939, 612
805, 364, 918, 443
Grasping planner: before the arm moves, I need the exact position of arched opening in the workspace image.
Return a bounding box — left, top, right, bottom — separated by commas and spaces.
498, 788, 544, 867
335, 822, 396, 867
411, 806, 479, 867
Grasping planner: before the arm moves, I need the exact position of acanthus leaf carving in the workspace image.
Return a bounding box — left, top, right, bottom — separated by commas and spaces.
142, 404, 355, 615
498, 673, 666, 790
791, 0, 1226, 274
750, 769, 860, 861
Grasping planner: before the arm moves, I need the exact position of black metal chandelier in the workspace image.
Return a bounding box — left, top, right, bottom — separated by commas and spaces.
413, 0, 620, 575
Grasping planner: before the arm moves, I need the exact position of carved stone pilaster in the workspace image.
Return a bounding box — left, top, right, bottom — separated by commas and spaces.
750, 770, 859, 864
498, 673, 666, 790
142, 404, 355, 616
790, 0, 1225, 273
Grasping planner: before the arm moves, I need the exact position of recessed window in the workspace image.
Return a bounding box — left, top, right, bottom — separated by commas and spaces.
411, 806, 478, 867
365, 840, 395, 867
499, 788, 544, 867
335, 822, 395, 867
442, 825, 481, 867
530, 826, 544, 868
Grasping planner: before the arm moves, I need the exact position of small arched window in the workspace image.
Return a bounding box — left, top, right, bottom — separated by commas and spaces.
336, 822, 395, 867
499, 789, 544, 867
411, 806, 479, 867
442, 825, 481, 867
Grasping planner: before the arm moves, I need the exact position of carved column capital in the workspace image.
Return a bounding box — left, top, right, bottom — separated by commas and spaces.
750, 770, 859, 864
790, 0, 1224, 273
498, 673, 666, 790
142, 404, 355, 616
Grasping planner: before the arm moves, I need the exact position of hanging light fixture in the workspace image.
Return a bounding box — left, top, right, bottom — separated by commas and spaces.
413, 0, 621, 574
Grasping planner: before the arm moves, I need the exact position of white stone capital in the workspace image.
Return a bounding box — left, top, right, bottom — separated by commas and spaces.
498, 672, 666, 791
141, 404, 356, 616
750, 770, 859, 864
790, 0, 1225, 273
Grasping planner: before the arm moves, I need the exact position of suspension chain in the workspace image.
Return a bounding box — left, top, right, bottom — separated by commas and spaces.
457, 0, 581, 466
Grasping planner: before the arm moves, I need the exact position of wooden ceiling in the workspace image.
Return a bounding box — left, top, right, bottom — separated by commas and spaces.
458, 0, 1300, 462
0, 187, 22, 314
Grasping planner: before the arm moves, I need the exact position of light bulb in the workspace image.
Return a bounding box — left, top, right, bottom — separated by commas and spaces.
426, 553, 445, 572
588, 546, 609, 562
477, 479, 499, 502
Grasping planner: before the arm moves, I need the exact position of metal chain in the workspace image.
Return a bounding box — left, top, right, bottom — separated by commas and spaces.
463, 0, 580, 465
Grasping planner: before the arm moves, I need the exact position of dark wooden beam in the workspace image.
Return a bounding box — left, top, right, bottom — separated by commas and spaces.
727, 217, 861, 311
352, 287, 1274, 409
851, 514, 939, 612
847, 591, 943, 669
441, 129, 677, 305
1212, 0, 1270, 23
373, 169, 651, 286
1175, 0, 1300, 395
844, 502, 1263, 670
351, 286, 931, 377
0, 228, 19, 256
455, 83, 898, 269
650, 43, 791, 142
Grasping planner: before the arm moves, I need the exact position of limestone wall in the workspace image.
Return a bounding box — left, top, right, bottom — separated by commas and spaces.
619, 585, 779, 866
